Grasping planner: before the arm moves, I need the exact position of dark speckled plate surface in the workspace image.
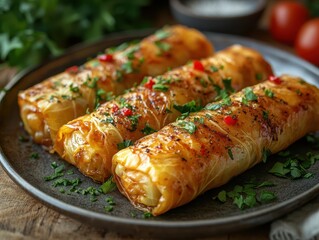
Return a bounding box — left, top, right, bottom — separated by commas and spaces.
1, 30, 319, 239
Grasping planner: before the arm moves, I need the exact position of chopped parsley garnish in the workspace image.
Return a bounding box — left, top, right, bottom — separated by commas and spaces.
101, 113, 115, 125
213, 78, 233, 105
44, 163, 65, 181
155, 41, 171, 55
153, 84, 169, 92
174, 100, 203, 120
128, 114, 141, 131
214, 180, 276, 209
205, 103, 222, 111
107, 42, 130, 54
104, 205, 114, 212
104, 196, 116, 212
222, 78, 235, 94
100, 176, 117, 194
227, 149, 234, 160
69, 83, 79, 93
255, 73, 263, 81
121, 61, 133, 74
117, 139, 133, 150
52, 178, 81, 188
262, 110, 269, 120
95, 89, 114, 109
210, 66, 219, 72
119, 97, 133, 109
84, 76, 99, 89
124, 45, 140, 60
262, 148, 271, 163
242, 87, 258, 104
154, 29, 171, 40
152, 76, 172, 92
142, 123, 157, 135
194, 117, 204, 124
61, 94, 71, 100
143, 212, 153, 219
177, 120, 196, 134
264, 89, 274, 98
222, 95, 232, 106
269, 151, 319, 179
30, 152, 39, 159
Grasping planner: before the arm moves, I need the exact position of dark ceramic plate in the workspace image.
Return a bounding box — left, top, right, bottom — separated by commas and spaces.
1, 30, 319, 239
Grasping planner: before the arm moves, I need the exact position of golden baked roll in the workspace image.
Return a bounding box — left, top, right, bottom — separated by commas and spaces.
18, 25, 213, 147
54, 45, 273, 182
112, 75, 319, 216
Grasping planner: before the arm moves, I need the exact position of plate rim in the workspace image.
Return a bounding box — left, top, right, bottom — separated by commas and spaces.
1, 29, 319, 235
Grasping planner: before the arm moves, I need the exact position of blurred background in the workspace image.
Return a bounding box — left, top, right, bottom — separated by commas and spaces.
1, 0, 319, 87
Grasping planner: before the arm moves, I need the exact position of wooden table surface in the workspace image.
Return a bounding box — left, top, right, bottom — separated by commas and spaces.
0, 9, 302, 238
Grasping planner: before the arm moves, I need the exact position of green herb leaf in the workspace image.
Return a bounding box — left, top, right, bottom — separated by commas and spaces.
264, 89, 274, 98
155, 41, 171, 54
269, 162, 289, 177
222, 78, 234, 93
128, 114, 141, 131
143, 212, 153, 219
262, 148, 271, 163
228, 148, 234, 160
117, 139, 133, 150
278, 150, 290, 157
217, 190, 227, 202
233, 195, 244, 209
177, 120, 197, 134
69, 83, 79, 93
100, 176, 117, 194
215, 180, 277, 209
30, 152, 39, 159
258, 191, 276, 203
124, 45, 139, 60
104, 205, 114, 212
255, 73, 263, 81
121, 61, 133, 74
210, 66, 219, 72
262, 110, 269, 120
174, 100, 203, 119
153, 83, 169, 92
154, 29, 170, 40
244, 87, 258, 101
141, 123, 157, 135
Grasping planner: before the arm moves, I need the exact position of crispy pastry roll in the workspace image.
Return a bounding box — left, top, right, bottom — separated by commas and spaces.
55, 45, 273, 182
18, 25, 213, 147
112, 75, 319, 216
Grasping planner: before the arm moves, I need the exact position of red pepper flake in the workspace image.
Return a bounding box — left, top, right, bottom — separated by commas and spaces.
224, 115, 238, 126
122, 107, 133, 116
269, 75, 282, 85
144, 79, 155, 90
112, 104, 119, 113
200, 145, 208, 156
65, 66, 79, 74
193, 60, 205, 72
98, 54, 114, 63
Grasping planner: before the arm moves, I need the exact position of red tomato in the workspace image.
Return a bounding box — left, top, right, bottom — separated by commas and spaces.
295, 19, 319, 66
270, 1, 309, 44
